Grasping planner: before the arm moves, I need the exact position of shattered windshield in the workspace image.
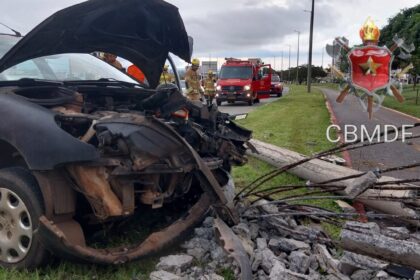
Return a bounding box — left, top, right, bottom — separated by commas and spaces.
0, 53, 139, 83
219, 66, 252, 80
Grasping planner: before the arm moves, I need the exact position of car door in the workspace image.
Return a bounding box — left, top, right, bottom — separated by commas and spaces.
259, 64, 272, 92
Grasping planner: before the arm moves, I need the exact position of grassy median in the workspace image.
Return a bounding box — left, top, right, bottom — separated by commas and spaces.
382, 85, 420, 118
232, 84, 341, 233
236, 85, 335, 154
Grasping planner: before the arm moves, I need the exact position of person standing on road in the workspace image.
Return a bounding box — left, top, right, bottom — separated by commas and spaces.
103, 53, 124, 71
204, 70, 216, 106
159, 64, 175, 84
185, 58, 203, 101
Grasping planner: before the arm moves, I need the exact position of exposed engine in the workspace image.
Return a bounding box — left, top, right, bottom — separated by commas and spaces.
9, 84, 251, 223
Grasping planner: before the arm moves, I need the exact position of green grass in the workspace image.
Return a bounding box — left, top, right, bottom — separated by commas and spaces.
0, 258, 158, 280
236, 85, 335, 155
232, 85, 341, 236
382, 85, 420, 118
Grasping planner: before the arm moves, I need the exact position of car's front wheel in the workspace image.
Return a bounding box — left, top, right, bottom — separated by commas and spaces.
0, 167, 48, 269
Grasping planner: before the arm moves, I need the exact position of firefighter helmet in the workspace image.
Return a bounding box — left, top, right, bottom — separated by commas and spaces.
191, 58, 200, 66
208, 70, 214, 75
163, 64, 169, 71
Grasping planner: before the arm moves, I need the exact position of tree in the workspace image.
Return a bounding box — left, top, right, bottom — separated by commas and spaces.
379, 4, 420, 75
276, 65, 327, 83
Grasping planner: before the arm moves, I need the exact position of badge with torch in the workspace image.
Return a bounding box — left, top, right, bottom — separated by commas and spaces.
326, 18, 415, 119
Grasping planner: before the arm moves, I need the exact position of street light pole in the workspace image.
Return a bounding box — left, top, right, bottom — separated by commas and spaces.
307, 0, 315, 93
294, 30, 301, 84
281, 50, 284, 80
287, 44, 291, 83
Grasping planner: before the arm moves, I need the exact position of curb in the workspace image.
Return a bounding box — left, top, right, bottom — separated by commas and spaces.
320, 88, 353, 168
382, 106, 420, 123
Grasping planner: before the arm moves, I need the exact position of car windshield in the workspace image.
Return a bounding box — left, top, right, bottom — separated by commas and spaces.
219, 66, 252, 80
0, 36, 139, 84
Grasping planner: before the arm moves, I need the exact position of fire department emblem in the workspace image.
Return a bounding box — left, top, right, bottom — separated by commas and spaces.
349, 46, 391, 93
326, 17, 415, 118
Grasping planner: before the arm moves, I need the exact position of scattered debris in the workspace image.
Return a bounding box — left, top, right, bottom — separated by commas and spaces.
334, 200, 356, 213
149, 196, 420, 279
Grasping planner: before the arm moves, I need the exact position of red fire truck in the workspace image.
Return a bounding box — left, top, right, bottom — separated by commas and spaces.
215, 58, 272, 106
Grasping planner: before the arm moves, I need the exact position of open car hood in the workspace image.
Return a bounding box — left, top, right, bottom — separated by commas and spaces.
0, 0, 192, 88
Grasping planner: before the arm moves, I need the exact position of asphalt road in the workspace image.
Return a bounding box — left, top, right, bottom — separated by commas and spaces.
218, 87, 289, 115
320, 87, 420, 181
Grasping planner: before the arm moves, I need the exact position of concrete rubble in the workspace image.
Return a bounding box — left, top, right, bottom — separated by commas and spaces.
149, 199, 420, 280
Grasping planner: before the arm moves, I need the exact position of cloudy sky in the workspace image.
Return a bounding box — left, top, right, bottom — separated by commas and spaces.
1, 0, 418, 70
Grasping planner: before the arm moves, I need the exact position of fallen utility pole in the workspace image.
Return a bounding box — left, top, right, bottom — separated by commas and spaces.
341, 223, 420, 270
248, 139, 420, 225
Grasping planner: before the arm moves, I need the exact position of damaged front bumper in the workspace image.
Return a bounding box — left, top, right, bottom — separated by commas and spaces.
38, 194, 211, 264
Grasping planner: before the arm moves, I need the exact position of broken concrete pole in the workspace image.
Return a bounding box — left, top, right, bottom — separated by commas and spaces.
340, 223, 420, 270
343, 171, 378, 199
338, 251, 388, 275
248, 139, 420, 224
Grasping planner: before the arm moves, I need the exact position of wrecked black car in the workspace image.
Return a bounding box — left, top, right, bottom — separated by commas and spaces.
0, 0, 251, 269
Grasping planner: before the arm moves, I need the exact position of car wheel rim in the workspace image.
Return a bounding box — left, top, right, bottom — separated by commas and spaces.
0, 188, 33, 263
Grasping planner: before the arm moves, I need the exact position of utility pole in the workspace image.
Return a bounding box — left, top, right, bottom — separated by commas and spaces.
287, 44, 291, 83
307, 0, 315, 93
294, 30, 301, 84
274, 56, 276, 71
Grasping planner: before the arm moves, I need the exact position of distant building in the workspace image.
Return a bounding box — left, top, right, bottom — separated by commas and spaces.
201, 61, 218, 76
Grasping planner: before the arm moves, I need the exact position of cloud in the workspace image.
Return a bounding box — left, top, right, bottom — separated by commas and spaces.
182, 1, 335, 57
0, 0, 418, 68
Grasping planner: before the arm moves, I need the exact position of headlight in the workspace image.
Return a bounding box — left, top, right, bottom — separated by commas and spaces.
216, 85, 222, 91
244, 85, 251, 91
246, 93, 251, 97
216, 93, 219, 97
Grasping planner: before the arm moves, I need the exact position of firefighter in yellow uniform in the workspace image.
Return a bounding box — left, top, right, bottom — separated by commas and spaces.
185, 58, 203, 101
204, 70, 216, 106
159, 65, 175, 84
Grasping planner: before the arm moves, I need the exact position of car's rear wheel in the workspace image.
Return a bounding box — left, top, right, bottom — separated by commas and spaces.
0, 168, 48, 269
277, 92, 283, 97
248, 99, 253, 106
216, 100, 222, 106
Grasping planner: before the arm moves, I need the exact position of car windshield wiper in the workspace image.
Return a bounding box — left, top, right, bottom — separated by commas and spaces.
64, 78, 147, 89
0, 78, 63, 87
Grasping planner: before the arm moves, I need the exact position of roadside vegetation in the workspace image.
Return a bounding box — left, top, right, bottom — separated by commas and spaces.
382, 85, 420, 118
236, 85, 335, 154
233, 84, 341, 233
